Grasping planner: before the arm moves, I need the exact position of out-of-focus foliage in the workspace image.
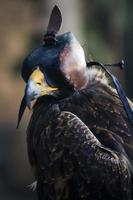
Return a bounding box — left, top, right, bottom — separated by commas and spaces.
0, 0, 132, 199
82, 0, 133, 97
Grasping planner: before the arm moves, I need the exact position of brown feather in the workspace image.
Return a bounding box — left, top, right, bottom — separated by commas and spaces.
27, 70, 133, 199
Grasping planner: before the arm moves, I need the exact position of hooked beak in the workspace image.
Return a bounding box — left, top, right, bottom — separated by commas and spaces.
17, 67, 58, 128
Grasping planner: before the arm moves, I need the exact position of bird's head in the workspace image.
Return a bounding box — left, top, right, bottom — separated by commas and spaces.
23, 67, 58, 109
17, 5, 86, 127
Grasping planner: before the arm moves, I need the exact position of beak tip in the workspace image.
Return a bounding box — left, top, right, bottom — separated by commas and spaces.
28, 106, 31, 110
16, 123, 20, 129
17, 95, 27, 129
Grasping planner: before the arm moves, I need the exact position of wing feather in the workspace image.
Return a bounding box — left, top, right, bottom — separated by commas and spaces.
28, 110, 133, 199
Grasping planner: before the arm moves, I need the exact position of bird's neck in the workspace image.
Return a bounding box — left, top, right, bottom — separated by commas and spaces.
67, 68, 88, 90
64, 67, 109, 91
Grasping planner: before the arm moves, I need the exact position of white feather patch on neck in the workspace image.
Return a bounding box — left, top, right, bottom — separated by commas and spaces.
66, 67, 108, 90
86, 67, 108, 86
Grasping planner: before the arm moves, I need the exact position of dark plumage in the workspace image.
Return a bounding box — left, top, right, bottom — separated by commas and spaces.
27, 73, 133, 200
18, 5, 133, 200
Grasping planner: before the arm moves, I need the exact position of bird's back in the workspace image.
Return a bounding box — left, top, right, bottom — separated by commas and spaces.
27, 74, 133, 200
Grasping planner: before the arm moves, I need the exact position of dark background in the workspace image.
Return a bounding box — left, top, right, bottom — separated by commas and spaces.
0, 0, 132, 199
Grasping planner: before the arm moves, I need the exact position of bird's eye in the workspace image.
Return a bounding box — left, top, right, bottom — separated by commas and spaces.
37, 82, 41, 86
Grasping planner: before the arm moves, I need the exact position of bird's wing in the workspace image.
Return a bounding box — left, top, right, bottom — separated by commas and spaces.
28, 109, 133, 200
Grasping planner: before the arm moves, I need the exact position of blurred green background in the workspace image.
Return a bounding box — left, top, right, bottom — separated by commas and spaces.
0, 0, 133, 199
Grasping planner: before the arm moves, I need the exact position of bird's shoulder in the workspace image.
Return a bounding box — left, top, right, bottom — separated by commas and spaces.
29, 81, 133, 162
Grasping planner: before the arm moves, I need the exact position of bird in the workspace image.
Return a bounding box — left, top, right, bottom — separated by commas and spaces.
17, 5, 133, 200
